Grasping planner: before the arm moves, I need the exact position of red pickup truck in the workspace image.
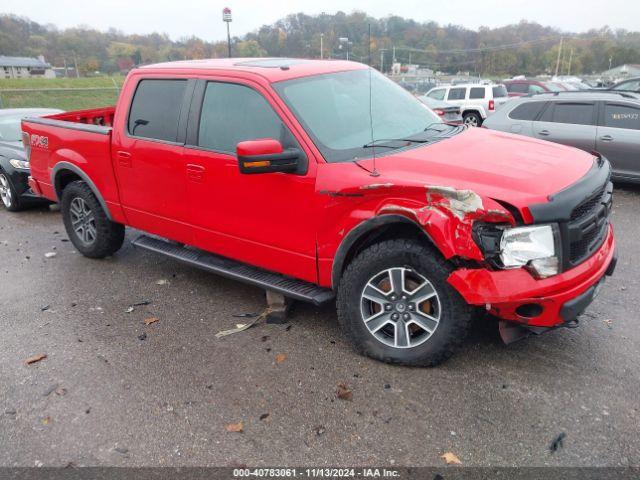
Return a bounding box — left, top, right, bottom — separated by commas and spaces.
22, 58, 616, 366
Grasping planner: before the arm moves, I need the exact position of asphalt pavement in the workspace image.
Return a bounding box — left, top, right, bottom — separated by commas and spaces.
0, 185, 639, 468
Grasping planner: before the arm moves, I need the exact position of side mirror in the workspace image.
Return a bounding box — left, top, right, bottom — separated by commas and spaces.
237, 139, 300, 175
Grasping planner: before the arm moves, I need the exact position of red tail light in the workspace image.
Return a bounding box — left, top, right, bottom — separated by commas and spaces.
434, 109, 445, 116
489, 100, 495, 111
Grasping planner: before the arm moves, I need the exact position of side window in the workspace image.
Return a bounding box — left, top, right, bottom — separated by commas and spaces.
507, 83, 528, 94
447, 88, 467, 101
603, 103, 640, 130
427, 89, 446, 101
128, 79, 187, 142
198, 82, 284, 153
529, 85, 546, 94
469, 87, 485, 99
509, 102, 548, 121
613, 80, 640, 92
540, 102, 595, 126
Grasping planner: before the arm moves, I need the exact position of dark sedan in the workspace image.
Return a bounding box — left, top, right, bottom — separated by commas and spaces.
0, 108, 62, 211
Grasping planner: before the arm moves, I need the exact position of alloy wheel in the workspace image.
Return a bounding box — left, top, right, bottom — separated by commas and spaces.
0, 174, 12, 208
360, 267, 441, 349
464, 115, 479, 127
69, 197, 97, 246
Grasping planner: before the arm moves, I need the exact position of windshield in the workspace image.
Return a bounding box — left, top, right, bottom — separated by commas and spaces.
274, 69, 443, 163
544, 82, 563, 92
0, 113, 27, 142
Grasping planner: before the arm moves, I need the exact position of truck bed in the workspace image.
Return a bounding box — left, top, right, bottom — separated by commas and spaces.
21, 106, 121, 219
47, 106, 116, 127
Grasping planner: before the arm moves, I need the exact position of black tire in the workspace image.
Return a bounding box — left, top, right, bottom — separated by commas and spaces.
336, 239, 473, 367
463, 112, 482, 127
61, 180, 125, 258
0, 170, 24, 212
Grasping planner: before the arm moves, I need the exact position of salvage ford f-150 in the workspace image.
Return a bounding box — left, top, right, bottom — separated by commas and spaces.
21, 58, 617, 366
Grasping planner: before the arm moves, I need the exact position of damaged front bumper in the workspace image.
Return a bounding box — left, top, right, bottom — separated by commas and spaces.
447, 224, 616, 328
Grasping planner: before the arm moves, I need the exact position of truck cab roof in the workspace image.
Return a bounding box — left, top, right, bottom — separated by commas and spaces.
138, 57, 365, 83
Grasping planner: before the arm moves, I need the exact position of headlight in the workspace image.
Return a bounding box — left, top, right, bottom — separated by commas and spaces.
9, 159, 30, 170
500, 225, 559, 278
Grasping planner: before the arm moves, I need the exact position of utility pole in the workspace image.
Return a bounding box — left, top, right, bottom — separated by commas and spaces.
380, 49, 385, 72
392, 45, 396, 64
72, 51, 80, 78
554, 37, 563, 77
222, 7, 232, 58
320, 33, 324, 59
567, 48, 574, 76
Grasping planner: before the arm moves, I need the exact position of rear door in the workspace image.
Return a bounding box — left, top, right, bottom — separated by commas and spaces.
446, 87, 467, 109
182, 78, 318, 282
596, 101, 640, 179
113, 77, 194, 243
533, 101, 597, 152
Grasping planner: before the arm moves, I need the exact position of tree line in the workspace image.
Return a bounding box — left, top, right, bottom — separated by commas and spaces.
1, 11, 639, 77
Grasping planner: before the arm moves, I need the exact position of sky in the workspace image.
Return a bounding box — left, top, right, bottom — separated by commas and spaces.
3, 0, 638, 41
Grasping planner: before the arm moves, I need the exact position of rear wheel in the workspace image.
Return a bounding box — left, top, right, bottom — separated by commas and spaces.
463, 112, 482, 127
337, 239, 473, 366
0, 171, 23, 212
61, 181, 124, 258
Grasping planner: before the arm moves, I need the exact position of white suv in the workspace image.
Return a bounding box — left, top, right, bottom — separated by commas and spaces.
425, 84, 510, 127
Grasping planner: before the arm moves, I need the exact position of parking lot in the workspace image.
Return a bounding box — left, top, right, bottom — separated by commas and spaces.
0, 184, 638, 468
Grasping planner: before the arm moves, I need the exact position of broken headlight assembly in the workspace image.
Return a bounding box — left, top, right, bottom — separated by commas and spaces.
475, 224, 560, 278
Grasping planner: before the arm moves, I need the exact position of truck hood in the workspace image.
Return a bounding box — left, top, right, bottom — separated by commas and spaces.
357, 127, 595, 211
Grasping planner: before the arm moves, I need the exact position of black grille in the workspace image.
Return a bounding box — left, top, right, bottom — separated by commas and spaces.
570, 184, 606, 222
566, 182, 612, 266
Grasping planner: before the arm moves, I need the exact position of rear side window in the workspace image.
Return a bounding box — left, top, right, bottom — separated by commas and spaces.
506, 83, 528, 94
492, 86, 508, 98
198, 82, 284, 153
603, 103, 640, 130
612, 80, 640, 92
469, 88, 485, 99
509, 102, 547, 121
448, 88, 466, 100
540, 102, 595, 126
427, 89, 446, 101
128, 79, 187, 142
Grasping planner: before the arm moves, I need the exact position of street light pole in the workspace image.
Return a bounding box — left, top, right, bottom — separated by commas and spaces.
222, 7, 232, 58
320, 33, 324, 59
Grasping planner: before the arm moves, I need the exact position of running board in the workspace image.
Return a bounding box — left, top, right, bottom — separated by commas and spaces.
132, 235, 335, 306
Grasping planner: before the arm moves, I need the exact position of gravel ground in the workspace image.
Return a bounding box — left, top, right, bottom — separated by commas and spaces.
0, 185, 638, 468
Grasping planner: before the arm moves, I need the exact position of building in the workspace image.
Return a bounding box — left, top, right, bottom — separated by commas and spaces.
0, 55, 55, 79
601, 64, 640, 80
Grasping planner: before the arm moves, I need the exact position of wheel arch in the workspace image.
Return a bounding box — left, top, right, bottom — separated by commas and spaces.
51, 162, 112, 220
331, 214, 440, 289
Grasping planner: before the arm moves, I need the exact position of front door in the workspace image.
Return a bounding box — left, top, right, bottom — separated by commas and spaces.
533, 101, 597, 153
113, 78, 194, 243
182, 79, 318, 282
597, 101, 640, 179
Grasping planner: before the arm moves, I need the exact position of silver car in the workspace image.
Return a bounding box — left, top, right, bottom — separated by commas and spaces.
417, 95, 463, 124
483, 91, 640, 183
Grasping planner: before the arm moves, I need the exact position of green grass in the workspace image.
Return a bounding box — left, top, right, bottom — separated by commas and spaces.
0, 76, 124, 110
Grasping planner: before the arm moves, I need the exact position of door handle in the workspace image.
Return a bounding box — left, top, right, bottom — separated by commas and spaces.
600, 135, 614, 142
538, 130, 551, 136
116, 151, 132, 167
186, 164, 205, 182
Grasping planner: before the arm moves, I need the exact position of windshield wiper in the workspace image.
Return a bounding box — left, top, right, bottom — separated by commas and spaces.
362, 139, 409, 149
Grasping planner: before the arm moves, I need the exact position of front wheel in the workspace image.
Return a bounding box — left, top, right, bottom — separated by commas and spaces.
0, 171, 23, 212
61, 181, 125, 258
336, 239, 473, 366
